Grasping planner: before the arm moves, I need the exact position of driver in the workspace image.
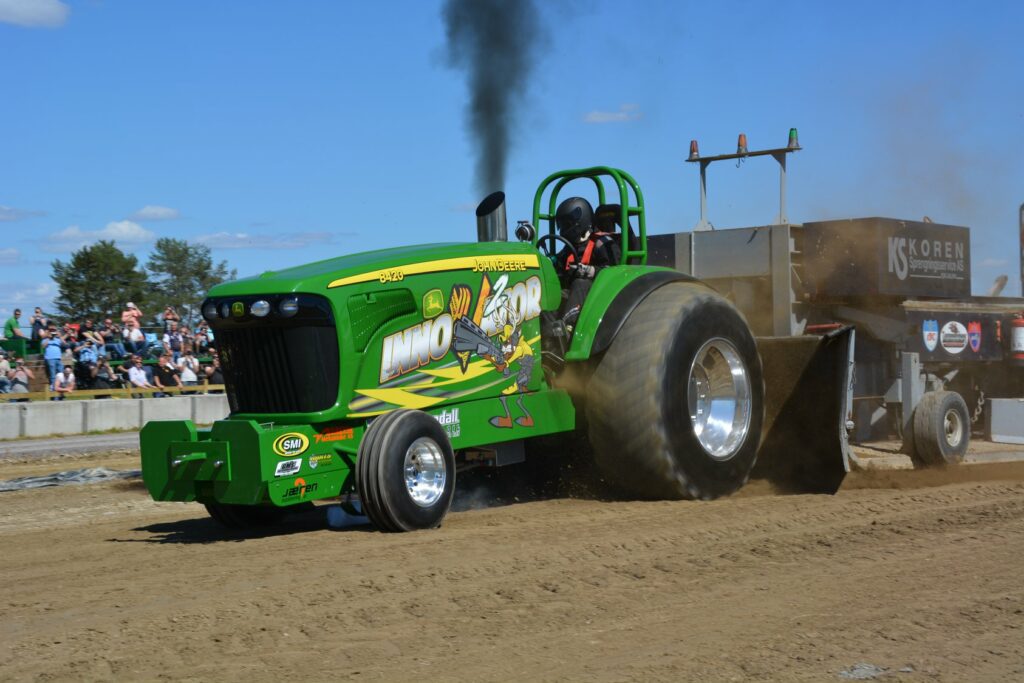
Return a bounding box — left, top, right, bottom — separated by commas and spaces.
554, 197, 621, 323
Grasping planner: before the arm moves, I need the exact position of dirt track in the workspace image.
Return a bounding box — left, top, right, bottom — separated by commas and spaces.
1, 453, 1023, 682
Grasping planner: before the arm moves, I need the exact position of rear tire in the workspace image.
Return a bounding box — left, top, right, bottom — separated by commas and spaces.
912, 390, 969, 466
356, 409, 456, 532
586, 283, 764, 499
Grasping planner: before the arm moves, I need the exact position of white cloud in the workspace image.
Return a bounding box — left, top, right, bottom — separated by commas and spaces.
0, 0, 69, 27
0, 247, 18, 264
129, 205, 181, 221
45, 220, 156, 252
980, 258, 1009, 268
583, 103, 642, 124
0, 205, 44, 221
196, 231, 336, 250
0, 280, 52, 317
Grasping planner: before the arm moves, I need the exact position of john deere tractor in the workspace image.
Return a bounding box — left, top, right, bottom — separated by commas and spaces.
141, 167, 853, 531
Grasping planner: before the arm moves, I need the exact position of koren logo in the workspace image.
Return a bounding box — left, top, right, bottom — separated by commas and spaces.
272, 432, 310, 457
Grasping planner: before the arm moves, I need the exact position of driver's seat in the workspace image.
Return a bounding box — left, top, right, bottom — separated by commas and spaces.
594, 204, 642, 265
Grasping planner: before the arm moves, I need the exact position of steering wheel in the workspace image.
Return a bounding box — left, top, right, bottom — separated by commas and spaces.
537, 233, 580, 269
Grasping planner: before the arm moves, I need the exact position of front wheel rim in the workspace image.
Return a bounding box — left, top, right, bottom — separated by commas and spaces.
404, 437, 447, 507
687, 338, 752, 460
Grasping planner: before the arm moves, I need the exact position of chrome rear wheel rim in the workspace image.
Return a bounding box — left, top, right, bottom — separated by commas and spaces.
687, 338, 752, 460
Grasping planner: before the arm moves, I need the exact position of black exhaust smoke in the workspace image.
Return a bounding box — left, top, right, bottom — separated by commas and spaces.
443, 0, 540, 196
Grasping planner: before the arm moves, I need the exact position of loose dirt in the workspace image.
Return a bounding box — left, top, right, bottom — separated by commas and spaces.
1, 452, 1023, 682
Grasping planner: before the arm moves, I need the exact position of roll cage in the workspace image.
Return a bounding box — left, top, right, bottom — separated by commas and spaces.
531, 166, 648, 265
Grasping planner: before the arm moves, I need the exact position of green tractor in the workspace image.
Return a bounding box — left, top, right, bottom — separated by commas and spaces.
141, 167, 854, 531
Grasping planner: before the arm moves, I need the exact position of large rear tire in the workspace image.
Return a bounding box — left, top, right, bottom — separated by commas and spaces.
356, 409, 456, 532
912, 390, 969, 466
586, 283, 764, 500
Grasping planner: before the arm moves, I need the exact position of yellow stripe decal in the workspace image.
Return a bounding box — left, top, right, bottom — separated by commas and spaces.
327, 254, 540, 289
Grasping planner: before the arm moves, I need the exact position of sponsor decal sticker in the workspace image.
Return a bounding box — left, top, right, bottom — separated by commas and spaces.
308, 454, 332, 469
314, 426, 354, 444
887, 235, 967, 282
423, 289, 444, 318
274, 458, 301, 477
272, 432, 310, 457
968, 321, 981, 352
283, 477, 317, 500
922, 319, 939, 352
940, 321, 968, 355
379, 275, 542, 383
434, 408, 461, 438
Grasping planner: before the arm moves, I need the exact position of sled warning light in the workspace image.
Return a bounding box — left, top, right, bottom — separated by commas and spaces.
736, 133, 748, 155
688, 140, 700, 161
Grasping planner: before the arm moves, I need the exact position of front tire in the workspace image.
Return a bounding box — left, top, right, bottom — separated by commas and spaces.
356, 409, 456, 532
586, 283, 764, 500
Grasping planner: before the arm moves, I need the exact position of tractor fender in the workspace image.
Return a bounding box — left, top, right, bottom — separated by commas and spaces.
564, 267, 696, 361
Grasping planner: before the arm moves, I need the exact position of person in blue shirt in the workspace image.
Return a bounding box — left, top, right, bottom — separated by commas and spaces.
41, 330, 65, 390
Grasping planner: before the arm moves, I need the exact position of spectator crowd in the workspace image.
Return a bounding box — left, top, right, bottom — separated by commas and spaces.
2, 304, 223, 400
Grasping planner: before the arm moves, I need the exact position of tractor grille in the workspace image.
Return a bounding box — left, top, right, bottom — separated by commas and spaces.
207, 294, 340, 415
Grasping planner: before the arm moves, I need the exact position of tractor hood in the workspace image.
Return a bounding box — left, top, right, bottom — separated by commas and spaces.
207, 241, 543, 297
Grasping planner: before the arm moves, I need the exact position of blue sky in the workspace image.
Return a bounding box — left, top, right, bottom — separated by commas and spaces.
2, 0, 1023, 319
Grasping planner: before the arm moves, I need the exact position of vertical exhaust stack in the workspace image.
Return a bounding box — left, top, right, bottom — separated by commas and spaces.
476, 191, 507, 242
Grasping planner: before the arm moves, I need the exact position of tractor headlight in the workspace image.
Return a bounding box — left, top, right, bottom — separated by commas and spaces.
219, 302, 231, 319
251, 300, 271, 317
279, 297, 299, 317
202, 302, 218, 321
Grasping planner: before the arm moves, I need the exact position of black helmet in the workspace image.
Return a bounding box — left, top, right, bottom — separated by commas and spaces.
555, 197, 593, 244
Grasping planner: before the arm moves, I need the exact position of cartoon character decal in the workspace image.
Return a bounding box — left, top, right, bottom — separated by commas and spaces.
350, 270, 543, 423
452, 283, 534, 428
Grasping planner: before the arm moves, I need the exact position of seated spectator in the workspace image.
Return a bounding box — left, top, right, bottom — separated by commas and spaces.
153, 353, 183, 397
162, 305, 180, 333
79, 319, 105, 353
41, 329, 65, 390
194, 325, 210, 355
8, 357, 33, 398
162, 321, 184, 362
204, 355, 224, 392
92, 356, 121, 388
53, 366, 75, 401
91, 357, 122, 397
4, 308, 26, 340
99, 318, 126, 359
75, 340, 99, 389
30, 308, 49, 342
177, 349, 201, 394
180, 326, 195, 355
125, 356, 154, 396
0, 351, 10, 393
125, 321, 146, 355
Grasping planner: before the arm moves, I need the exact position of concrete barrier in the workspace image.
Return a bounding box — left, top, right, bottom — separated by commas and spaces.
140, 396, 193, 423
84, 399, 143, 433
192, 394, 229, 424
21, 400, 86, 438
1, 395, 230, 440
0, 404, 23, 440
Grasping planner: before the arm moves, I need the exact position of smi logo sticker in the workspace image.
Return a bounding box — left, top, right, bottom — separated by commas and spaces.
272, 432, 309, 457
922, 319, 939, 352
